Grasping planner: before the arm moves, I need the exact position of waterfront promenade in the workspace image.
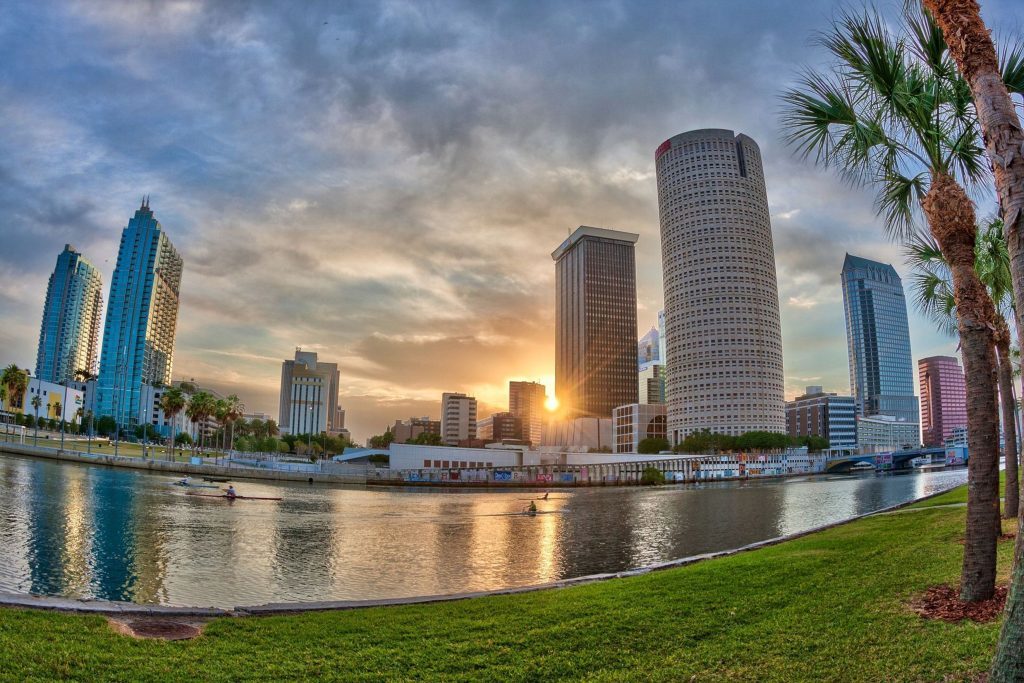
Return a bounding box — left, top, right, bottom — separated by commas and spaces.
0, 482, 1008, 681
0, 432, 849, 489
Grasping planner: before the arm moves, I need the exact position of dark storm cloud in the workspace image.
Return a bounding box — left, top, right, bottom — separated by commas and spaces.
1, 0, 1017, 440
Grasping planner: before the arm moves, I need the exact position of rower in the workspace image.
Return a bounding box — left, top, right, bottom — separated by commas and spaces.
225, 485, 237, 500
178, 476, 190, 486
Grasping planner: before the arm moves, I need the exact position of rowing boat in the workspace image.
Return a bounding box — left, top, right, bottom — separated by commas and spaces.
202, 477, 230, 483
168, 482, 220, 489
186, 492, 283, 501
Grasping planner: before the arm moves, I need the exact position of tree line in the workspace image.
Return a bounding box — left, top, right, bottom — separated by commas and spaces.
636, 432, 829, 455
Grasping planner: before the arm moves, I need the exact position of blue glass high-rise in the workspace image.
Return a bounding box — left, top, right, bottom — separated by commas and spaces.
96, 199, 183, 431
35, 244, 104, 384
841, 254, 919, 424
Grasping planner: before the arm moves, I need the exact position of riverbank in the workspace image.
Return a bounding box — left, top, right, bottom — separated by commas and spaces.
0, 442, 369, 485
0, 480, 1011, 681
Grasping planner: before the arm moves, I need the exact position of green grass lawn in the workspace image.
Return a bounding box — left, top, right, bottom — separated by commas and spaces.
0, 482, 1014, 682
0, 430, 213, 463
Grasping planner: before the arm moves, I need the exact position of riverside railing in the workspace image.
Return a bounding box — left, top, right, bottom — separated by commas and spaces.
380, 452, 829, 486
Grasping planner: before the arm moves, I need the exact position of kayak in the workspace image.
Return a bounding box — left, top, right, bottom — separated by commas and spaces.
168, 481, 220, 489
202, 477, 230, 483
186, 492, 283, 501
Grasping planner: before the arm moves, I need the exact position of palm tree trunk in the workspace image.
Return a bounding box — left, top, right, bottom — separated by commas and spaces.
998, 331, 1020, 519
923, 174, 1001, 602
922, 1, 1024, 333
921, 3, 1024, 673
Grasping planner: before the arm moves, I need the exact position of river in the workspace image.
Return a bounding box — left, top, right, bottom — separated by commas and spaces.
0, 452, 967, 608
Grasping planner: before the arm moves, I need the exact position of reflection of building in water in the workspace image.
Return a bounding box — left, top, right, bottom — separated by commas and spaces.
59, 467, 94, 596
27, 462, 68, 595
125, 484, 169, 604
89, 471, 138, 601
270, 499, 338, 591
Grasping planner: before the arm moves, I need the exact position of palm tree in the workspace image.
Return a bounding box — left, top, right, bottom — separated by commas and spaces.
908, 221, 1019, 518
782, 6, 999, 602
922, 0, 1024, 338
213, 398, 229, 457
976, 220, 1021, 519
160, 387, 186, 462
224, 394, 244, 452
266, 419, 280, 438
1, 364, 28, 414
919, 3, 1024, 675
186, 391, 215, 454
30, 394, 42, 446
74, 369, 97, 453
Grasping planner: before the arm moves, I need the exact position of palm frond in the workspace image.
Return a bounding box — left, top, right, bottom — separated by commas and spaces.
904, 3, 953, 80
905, 233, 958, 337
1001, 42, 1024, 96
877, 170, 927, 240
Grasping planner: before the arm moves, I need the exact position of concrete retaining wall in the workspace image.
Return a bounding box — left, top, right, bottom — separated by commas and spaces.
0, 443, 367, 485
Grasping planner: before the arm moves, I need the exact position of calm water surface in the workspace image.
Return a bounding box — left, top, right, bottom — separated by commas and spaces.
0, 453, 967, 608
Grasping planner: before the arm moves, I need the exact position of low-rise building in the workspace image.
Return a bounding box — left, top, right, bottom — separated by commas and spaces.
478, 412, 523, 444
785, 386, 857, 448
856, 414, 920, 453
613, 403, 667, 453
389, 443, 527, 470
142, 381, 222, 441
390, 417, 441, 444
24, 376, 85, 424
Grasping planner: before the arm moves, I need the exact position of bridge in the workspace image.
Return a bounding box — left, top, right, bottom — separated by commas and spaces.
824, 447, 954, 473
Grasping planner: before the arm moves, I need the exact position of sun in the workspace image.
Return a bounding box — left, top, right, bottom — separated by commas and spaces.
544, 395, 559, 412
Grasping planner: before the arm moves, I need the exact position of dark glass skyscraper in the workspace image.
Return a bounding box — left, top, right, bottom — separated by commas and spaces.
552, 226, 639, 418
35, 244, 104, 384
96, 199, 183, 427
841, 254, 919, 424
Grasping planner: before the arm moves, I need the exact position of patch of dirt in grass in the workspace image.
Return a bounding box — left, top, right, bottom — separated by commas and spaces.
956, 533, 1016, 544
911, 584, 1007, 623
107, 616, 207, 640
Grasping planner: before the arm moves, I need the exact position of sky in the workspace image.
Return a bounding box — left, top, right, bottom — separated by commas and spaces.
0, 0, 1020, 443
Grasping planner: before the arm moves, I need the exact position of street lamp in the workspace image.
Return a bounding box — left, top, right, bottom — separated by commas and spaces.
59, 372, 69, 453
141, 394, 148, 459
307, 405, 314, 455
32, 372, 43, 447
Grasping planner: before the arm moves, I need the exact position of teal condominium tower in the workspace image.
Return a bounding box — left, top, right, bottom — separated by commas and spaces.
840, 254, 919, 424
35, 244, 104, 384
97, 199, 184, 428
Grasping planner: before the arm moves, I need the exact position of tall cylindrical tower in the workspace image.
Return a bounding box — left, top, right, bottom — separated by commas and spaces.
655, 129, 785, 443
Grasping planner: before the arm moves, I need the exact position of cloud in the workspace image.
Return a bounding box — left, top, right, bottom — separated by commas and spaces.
0, 0, 999, 438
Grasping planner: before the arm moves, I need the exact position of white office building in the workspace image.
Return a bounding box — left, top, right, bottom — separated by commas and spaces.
856, 415, 920, 453
279, 349, 342, 436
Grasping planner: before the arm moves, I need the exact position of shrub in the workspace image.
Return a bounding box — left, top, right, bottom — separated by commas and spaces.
640, 467, 666, 486
638, 437, 670, 454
